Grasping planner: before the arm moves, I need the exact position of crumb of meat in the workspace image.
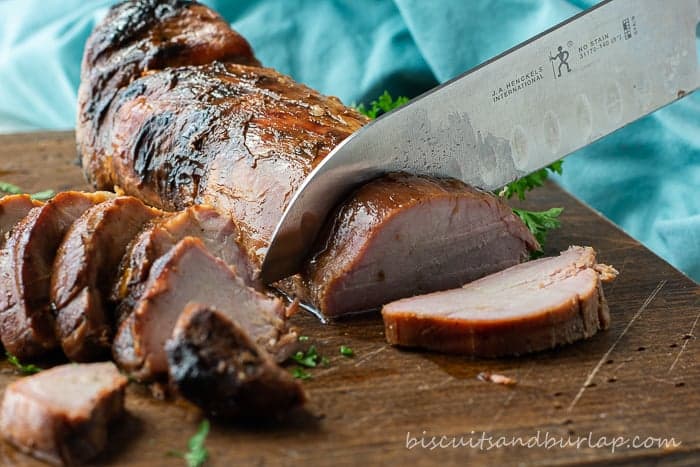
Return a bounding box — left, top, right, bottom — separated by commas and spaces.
477, 372, 517, 386
594, 263, 619, 282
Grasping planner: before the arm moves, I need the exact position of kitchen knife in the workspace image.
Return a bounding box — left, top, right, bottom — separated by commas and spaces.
261, 0, 700, 283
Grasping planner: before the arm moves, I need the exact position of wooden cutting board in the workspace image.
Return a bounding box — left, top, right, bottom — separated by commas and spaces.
0, 131, 698, 466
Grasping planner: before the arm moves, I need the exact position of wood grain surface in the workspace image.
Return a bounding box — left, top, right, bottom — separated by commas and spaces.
0, 131, 698, 466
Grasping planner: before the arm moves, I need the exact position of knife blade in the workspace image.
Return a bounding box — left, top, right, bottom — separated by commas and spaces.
261, 0, 700, 283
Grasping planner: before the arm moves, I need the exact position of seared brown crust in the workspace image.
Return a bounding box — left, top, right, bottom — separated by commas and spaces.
51, 196, 163, 362
381, 246, 616, 357
111, 204, 256, 323
87, 61, 367, 265
114, 237, 296, 381
0, 195, 43, 246
0, 191, 113, 358
166, 303, 305, 418
77, 0, 259, 191
0, 362, 127, 466
289, 173, 539, 317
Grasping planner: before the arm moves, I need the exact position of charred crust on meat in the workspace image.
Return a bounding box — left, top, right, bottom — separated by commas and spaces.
166, 304, 305, 418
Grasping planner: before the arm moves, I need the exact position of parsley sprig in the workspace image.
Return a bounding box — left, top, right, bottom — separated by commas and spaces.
356, 91, 409, 119
5, 352, 41, 375
168, 420, 210, 467
512, 207, 563, 253
292, 368, 313, 380
498, 161, 563, 201
0, 181, 55, 201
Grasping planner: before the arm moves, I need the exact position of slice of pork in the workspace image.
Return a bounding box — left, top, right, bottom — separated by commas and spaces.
285, 173, 539, 318
0, 362, 127, 466
166, 303, 305, 417
52, 196, 163, 362
382, 246, 618, 357
113, 237, 297, 381
112, 204, 256, 323
0, 191, 113, 358
0, 194, 43, 246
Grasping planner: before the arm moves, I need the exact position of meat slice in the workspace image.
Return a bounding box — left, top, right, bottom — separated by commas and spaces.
112, 205, 256, 323
113, 237, 297, 381
0, 195, 43, 246
382, 246, 618, 357
286, 174, 539, 318
166, 303, 305, 417
0, 191, 113, 358
0, 362, 127, 466
52, 196, 163, 362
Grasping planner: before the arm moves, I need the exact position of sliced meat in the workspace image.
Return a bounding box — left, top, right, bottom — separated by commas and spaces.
285, 173, 539, 318
52, 196, 163, 362
112, 204, 256, 323
166, 303, 305, 417
0, 194, 43, 246
113, 237, 297, 381
382, 246, 618, 357
0, 191, 113, 358
0, 362, 127, 466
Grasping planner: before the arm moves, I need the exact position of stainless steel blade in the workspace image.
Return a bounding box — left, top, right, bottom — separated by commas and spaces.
261, 0, 700, 283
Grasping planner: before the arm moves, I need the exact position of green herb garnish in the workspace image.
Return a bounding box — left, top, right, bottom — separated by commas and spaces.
297, 335, 309, 342
0, 181, 55, 201
292, 367, 313, 380
498, 161, 563, 201
292, 345, 321, 368
5, 352, 41, 375
29, 190, 56, 201
0, 182, 23, 195
168, 420, 210, 467
339, 345, 354, 357
512, 207, 563, 253
356, 91, 409, 119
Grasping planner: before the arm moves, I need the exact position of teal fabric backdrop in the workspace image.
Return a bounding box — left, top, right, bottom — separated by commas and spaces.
0, 0, 697, 281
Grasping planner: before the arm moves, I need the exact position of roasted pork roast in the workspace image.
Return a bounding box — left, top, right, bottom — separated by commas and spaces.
382, 246, 618, 356
0, 362, 127, 466
76, 0, 539, 317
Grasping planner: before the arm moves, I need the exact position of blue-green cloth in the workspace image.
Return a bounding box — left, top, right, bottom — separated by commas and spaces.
0, 0, 698, 281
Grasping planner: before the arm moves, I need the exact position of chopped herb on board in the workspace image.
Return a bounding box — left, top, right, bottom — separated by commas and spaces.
5, 352, 41, 375
292, 345, 321, 368
339, 345, 354, 357
168, 420, 210, 467
291, 367, 313, 380
0, 181, 55, 200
